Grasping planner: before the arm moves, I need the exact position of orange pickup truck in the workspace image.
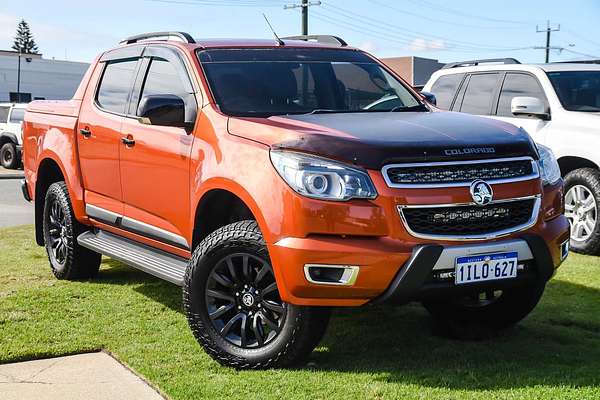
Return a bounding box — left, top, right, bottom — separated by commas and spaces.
22, 32, 570, 369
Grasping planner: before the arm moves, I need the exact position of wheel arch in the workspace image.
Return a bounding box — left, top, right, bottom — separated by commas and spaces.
0, 132, 18, 146
191, 181, 270, 249
557, 156, 599, 177
34, 157, 68, 245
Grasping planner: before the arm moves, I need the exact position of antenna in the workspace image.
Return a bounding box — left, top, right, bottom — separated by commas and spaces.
263, 13, 285, 46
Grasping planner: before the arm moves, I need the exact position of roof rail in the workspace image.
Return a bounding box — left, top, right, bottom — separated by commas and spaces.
120, 31, 196, 45
281, 35, 347, 47
442, 58, 520, 69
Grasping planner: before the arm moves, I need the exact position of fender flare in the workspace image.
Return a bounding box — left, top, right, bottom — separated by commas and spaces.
192, 177, 271, 243
0, 131, 18, 145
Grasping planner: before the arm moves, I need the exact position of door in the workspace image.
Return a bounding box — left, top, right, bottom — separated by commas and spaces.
119, 48, 197, 249
77, 58, 140, 216
492, 73, 551, 144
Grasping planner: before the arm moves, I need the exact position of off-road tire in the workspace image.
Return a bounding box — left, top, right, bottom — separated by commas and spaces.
42, 182, 101, 279
423, 282, 545, 340
0, 142, 18, 169
183, 220, 330, 369
564, 168, 600, 255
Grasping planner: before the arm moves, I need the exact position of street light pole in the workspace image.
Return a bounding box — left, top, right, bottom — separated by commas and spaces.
17, 49, 21, 102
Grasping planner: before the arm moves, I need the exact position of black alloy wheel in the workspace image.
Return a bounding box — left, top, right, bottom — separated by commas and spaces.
47, 198, 69, 267
184, 220, 331, 369
42, 182, 101, 280
206, 252, 286, 348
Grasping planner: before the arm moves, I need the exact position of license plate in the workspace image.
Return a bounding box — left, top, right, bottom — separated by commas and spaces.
455, 252, 518, 285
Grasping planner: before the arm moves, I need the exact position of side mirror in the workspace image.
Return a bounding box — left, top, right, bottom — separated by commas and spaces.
511, 97, 549, 120
137, 94, 186, 128
420, 91, 437, 106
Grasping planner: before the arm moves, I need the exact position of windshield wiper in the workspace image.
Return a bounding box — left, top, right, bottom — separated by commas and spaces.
389, 104, 428, 112
304, 109, 350, 115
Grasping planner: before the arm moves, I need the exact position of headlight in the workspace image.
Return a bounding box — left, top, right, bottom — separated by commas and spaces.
270, 150, 377, 201
537, 144, 561, 185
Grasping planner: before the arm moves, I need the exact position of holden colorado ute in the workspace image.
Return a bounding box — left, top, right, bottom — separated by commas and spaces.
22, 32, 570, 369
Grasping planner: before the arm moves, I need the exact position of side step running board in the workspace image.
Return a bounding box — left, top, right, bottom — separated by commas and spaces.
77, 230, 188, 286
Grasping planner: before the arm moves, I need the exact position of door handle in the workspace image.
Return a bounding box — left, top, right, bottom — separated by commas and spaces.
80, 128, 92, 138
121, 137, 135, 146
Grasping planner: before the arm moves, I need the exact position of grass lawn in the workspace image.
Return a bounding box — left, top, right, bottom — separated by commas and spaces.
1, 225, 600, 399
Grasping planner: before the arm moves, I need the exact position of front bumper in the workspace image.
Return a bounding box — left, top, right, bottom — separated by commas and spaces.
268, 214, 569, 307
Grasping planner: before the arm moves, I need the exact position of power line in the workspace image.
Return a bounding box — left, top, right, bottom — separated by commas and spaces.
319, 3, 526, 51
367, 0, 526, 30
311, 10, 530, 54
536, 20, 560, 63
563, 28, 600, 49
403, 0, 532, 25
147, 0, 288, 7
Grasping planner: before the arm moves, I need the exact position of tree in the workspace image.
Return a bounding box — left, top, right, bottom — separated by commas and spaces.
12, 19, 39, 54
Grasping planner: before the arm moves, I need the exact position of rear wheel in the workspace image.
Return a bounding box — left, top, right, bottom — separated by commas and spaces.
42, 182, 101, 279
564, 168, 600, 255
0, 142, 18, 169
423, 282, 545, 340
183, 220, 330, 369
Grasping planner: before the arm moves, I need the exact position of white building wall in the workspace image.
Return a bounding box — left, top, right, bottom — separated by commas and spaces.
0, 54, 89, 102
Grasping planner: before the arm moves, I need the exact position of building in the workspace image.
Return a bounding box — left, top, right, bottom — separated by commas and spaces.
381, 56, 444, 88
0, 50, 89, 103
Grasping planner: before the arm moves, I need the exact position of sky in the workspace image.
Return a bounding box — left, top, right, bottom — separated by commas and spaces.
0, 0, 599, 65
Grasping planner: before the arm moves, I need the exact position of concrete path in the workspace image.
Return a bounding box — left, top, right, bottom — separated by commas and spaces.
0, 166, 24, 180
0, 178, 34, 227
0, 352, 165, 400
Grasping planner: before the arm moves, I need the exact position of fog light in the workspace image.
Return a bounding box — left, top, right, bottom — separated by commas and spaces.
304, 264, 359, 286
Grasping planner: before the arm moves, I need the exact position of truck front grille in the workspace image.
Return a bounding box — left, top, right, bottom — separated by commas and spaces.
399, 197, 540, 240
383, 157, 538, 187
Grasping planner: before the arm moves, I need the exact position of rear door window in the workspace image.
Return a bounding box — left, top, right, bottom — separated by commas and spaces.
9, 108, 25, 123
429, 73, 464, 110
496, 73, 547, 117
0, 106, 9, 123
96, 59, 139, 114
459, 73, 500, 115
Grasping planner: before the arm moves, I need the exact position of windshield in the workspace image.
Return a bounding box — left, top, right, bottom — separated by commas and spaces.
547, 70, 600, 112
198, 48, 423, 117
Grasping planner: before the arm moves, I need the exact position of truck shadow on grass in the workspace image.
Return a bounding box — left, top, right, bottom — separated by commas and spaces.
99, 260, 600, 390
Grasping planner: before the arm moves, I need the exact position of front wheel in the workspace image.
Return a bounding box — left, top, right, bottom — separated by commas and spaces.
183, 220, 330, 369
423, 282, 545, 340
564, 168, 600, 255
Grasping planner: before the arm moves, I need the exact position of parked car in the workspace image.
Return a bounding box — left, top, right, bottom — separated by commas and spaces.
423, 59, 600, 254
0, 103, 26, 169
22, 33, 569, 369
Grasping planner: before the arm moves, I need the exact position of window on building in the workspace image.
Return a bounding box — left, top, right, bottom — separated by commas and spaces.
459, 73, 500, 115
96, 59, 138, 114
9, 92, 32, 103
496, 73, 547, 117
429, 73, 464, 110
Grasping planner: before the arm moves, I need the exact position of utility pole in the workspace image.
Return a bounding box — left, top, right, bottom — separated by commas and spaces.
536, 20, 560, 63
284, 0, 321, 35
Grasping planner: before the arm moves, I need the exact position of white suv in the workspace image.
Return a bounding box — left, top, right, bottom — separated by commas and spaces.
423, 59, 600, 254
0, 103, 27, 169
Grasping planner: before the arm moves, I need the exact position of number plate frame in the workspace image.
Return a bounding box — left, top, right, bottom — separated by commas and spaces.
455, 251, 518, 285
